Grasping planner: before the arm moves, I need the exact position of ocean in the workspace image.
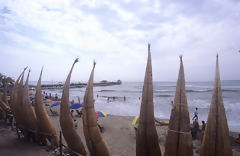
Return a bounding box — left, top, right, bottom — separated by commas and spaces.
34, 80, 240, 132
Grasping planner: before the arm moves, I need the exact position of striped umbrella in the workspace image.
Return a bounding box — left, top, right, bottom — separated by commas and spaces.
96, 111, 107, 118
132, 115, 139, 126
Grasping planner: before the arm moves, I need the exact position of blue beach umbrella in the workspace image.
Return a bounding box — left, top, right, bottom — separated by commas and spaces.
29, 97, 35, 101
69, 103, 82, 109
50, 102, 61, 108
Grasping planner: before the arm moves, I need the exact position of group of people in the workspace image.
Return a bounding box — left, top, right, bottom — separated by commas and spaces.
191, 107, 206, 140
107, 96, 126, 102
70, 109, 104, 133
191, 107, 240, 145
70, 97, 104, 133
43, 91, 58, 101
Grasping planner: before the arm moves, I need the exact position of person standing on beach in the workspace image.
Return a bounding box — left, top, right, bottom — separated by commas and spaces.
55, 93, 58, 100
201, 120, 206, 141
201, 121, 206, 131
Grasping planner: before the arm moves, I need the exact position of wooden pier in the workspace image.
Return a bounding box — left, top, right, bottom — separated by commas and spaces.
29, 80, 122, 90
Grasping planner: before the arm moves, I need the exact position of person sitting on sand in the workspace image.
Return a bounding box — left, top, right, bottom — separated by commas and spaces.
98, 123, 103, 133
96, 118, 103, 133
134, 126, 138, 132
49, 108, 58, 116
73, 119, 78, 129
235, 134, 240, 144
192, 107, 198, 121
76, 109, 82, 118
71, 110, 74, 119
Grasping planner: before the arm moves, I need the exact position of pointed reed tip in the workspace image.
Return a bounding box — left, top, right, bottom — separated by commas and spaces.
179, 55, 183, 62
148, 43, 150, 51
24, 66, 28, 71
93, 60, 96, 68
74, 58, 79, 64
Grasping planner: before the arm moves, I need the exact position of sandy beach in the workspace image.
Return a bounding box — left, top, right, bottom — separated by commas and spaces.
1, 105, 240, 156
48, 107, 168, 156
0, 121, 51, 156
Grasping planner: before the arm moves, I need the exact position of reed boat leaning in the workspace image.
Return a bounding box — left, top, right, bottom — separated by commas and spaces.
82, 61, 110, 156
60, 58, 86, 155
35, 67, 59, 147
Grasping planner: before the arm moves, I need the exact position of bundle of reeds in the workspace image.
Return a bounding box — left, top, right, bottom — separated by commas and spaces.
164, 56, 193, 156
22, 70, 38, 131
82, 61, 110, 156
136, 44, 162, 156
200, 55, 232, 156
60, 58, 86, 155
35, 68, 59, 147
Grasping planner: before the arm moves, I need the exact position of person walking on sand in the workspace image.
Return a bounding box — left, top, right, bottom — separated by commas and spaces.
192, 107, 198, 121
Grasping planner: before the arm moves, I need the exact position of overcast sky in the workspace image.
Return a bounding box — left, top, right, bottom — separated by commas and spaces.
0, 0, 239, 82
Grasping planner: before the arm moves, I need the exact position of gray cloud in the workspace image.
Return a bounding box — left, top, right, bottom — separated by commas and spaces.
0, 0, 239, 82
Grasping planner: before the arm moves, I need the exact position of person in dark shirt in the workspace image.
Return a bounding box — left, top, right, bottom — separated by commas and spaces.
192, 107, 198, 121
201, 120, 206, 131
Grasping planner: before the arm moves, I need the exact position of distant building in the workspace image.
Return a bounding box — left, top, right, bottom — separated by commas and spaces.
100, 80, 108, 83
